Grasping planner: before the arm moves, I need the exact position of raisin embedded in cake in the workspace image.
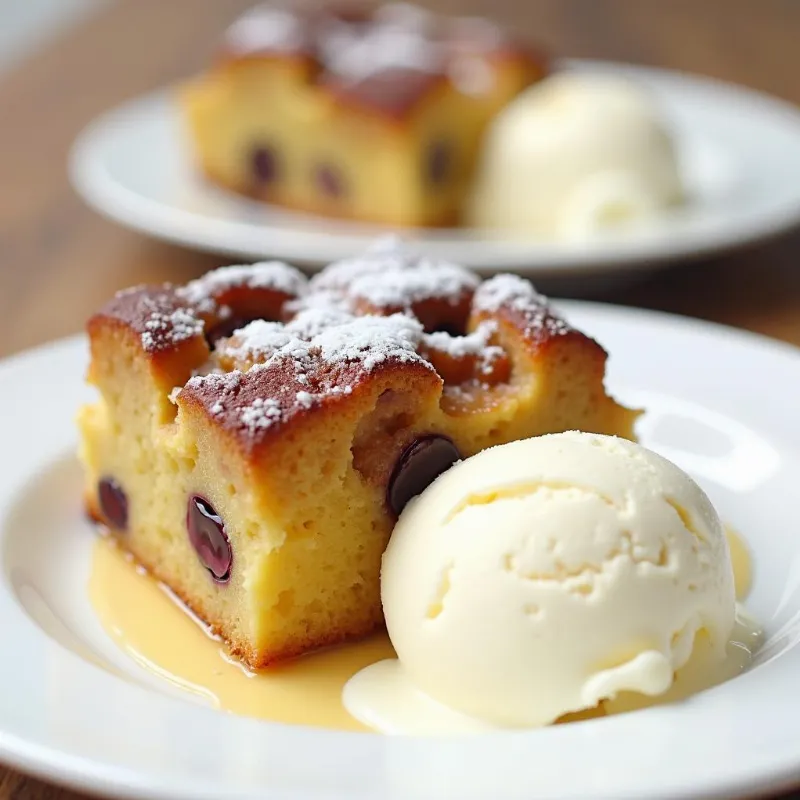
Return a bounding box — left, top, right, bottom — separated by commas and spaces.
180, 2, 547, 227
77, 239, 640, 667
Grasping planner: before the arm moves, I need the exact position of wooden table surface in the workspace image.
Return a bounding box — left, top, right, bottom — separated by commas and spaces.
1, 0, 799, 798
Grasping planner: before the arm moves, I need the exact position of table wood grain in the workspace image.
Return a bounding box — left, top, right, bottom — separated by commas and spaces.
1, 1, 799, 798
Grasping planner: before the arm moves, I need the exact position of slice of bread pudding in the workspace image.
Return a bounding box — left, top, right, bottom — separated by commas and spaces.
78, 240, 640, 667
181, 2, 546, 227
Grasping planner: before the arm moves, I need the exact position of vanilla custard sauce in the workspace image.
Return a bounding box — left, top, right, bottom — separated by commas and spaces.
89, 526, 758, 732
726, 525, 752, 600
89, 538, 394, 731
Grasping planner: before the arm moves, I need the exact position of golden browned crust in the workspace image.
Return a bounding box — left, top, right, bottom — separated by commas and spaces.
87, 243, 611, 459
471, 273, 603, 353
88, 286, 195, 351
88, 268, 309, 354
212, 2, 547, 122
180, 355, 441, 457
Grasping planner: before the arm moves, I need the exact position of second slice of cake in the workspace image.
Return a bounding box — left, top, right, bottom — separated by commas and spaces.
181, 2, 546, 227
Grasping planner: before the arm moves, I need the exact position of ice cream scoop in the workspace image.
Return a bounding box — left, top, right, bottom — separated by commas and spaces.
467, 72, 684, 239
345, 432, 739, 730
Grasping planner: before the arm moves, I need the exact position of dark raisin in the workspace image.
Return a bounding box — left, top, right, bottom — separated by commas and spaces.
428, 321, 463, 337
425, 139, 451, 185
252, 145, 278, 184
315, 163, 345, 198
387, 435, 461, 516
98, 477, 128, 531
187, 495, 232, 583
206, 316, 257, 348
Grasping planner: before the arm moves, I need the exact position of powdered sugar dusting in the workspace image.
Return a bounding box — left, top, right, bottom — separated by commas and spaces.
227, 312, 425, 375
288, 307, 355, 340
225, 5, 308, 56
184, 370, 287, 433
314, 236, 478, 309
473, 274, 541, 312
314, 313, 424, 371
424, 321, 505, 376
182, 370, 241, 417
284, 289, 354, 316
138, 295, 204, 352
239, 397, 283, 432
295, 390, 315, 409
164, 237, 578, 441
351, 261, 478, 309
320, 18, 444, 81
425, 320, 497, 358
223, 320, 294, 361
226, 3, 443, 81
221, 2, 523, 119
474, 275, 571, 339
185, 370, 242, 397
186, 310, 430, 438
220, 307, 356, 365
184, 366, 287, 432
310, 235, 410, 292
178, 262, 308, 312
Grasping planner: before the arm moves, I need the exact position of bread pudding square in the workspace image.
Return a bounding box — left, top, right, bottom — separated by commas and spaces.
78, 239, 640, 666
181, 2, 546, 227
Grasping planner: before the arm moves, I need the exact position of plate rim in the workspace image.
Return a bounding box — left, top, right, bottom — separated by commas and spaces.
68, 58, 800, 274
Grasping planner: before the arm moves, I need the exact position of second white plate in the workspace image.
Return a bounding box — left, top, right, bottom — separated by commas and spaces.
69, 60, 800, 277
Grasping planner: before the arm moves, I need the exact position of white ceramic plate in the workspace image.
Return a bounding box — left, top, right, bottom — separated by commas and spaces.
70, 60, 800, 276
2, 303, 800, 800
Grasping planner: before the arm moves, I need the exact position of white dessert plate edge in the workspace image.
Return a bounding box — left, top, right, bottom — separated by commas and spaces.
68, 60, 800, 276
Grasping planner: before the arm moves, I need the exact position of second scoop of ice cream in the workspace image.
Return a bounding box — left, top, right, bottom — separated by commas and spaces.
467, 72, 684, 239
374, 432, 736, 728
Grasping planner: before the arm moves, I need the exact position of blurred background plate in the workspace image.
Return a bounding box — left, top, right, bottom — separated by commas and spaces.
69, 59, 800, 277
